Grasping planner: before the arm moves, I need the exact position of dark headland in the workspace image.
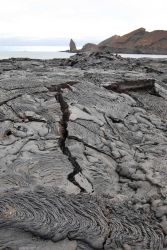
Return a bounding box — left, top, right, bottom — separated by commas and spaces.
0, 50, 167, 249
70, 28, 167, 54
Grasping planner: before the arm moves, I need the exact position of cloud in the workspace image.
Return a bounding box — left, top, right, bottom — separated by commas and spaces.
0, 0, 166, 42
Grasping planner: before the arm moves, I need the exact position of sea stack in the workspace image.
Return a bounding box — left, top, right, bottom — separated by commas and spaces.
69, 38, 77, 52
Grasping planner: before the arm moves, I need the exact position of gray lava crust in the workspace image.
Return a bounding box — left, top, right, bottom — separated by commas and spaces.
0, 52, 167, 249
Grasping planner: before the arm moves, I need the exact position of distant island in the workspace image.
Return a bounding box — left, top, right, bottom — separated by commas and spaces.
70, 28, 167, 54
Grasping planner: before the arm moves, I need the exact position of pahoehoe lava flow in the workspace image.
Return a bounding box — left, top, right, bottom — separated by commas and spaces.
0, 51, 167, 249
0, 187, 164, 249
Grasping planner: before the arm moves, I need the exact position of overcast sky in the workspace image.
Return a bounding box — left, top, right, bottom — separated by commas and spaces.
0, 0, 166, 45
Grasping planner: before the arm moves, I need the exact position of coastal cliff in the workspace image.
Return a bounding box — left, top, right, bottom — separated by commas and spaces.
81, 28, 167, 54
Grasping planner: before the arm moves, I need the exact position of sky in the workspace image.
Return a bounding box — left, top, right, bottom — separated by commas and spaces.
0, 0, 166, 46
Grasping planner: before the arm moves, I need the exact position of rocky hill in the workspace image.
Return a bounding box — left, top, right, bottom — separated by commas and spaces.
0, 52, 167, 249
81, 28, 167, 54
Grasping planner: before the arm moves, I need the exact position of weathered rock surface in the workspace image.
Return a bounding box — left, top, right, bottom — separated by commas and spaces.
0, 52, 167, 249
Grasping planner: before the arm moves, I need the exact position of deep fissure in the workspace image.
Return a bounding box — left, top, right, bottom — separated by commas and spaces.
55, 90, 87, 192
103, 79, 155, 93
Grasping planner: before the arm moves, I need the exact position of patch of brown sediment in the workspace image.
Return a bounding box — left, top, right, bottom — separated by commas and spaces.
1, 205, 16, 219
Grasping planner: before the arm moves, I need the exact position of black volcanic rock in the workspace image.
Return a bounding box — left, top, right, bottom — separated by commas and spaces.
0, 53, 167, 249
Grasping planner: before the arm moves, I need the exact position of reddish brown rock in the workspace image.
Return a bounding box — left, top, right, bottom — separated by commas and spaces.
81, 28, 167, 54
98, 28, 167, 54
81, 43, 97, 52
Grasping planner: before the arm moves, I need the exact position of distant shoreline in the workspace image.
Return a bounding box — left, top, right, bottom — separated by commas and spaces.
0, 49, 167, 60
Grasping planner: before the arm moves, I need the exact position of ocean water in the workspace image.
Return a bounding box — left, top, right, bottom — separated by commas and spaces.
0, 46, 167, 59
0, 46, 74, 59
